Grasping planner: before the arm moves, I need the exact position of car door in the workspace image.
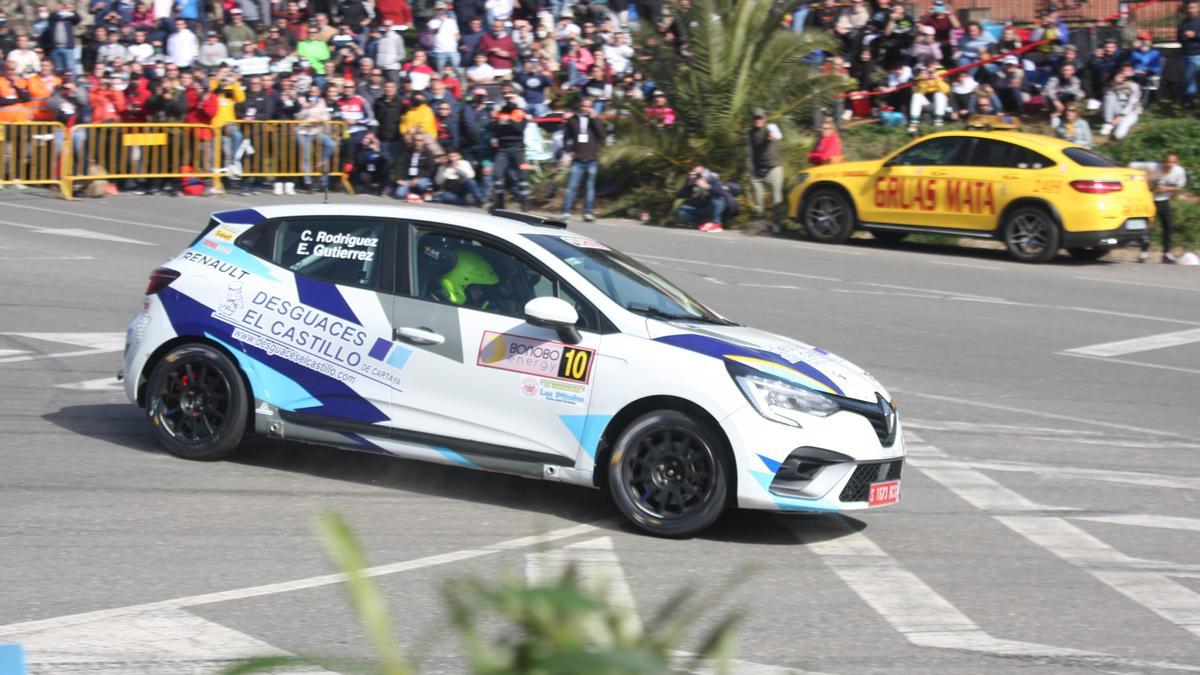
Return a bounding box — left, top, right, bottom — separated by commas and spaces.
862, 136, 971, 229
948, 138, 1056, 232
224, 216, 400, 431
383, 224, 607, 468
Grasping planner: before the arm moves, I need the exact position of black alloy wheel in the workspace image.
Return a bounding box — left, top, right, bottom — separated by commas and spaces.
802, 187, 855, 244
608, 410, 729, 537
1004, 206, 1061, 263
147, 343, 248, 460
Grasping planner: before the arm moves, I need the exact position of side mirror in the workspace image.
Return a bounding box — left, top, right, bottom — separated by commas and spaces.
524, 296, 581, 344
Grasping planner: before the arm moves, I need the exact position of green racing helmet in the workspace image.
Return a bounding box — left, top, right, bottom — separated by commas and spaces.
439, 248, 499, 306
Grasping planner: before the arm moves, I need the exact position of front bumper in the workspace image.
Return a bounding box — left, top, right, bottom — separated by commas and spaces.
1061, 217, 1153, 248
721, 404, 906, 512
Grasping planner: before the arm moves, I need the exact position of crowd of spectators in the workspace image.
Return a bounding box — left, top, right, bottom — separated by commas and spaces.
0, 0, 669, 202
812, 0, 1182, 142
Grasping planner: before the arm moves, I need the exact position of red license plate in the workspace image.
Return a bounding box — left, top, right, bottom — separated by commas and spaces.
868, 480, 900, 506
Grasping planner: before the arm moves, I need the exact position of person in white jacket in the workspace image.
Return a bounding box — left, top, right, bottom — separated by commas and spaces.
375, 22, 406, 81
435, 149, 485, 205
166, 19, 199, 68
1100, 64, 1142, 140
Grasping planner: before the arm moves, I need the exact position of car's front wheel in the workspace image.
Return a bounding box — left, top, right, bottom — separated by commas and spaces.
607, 410, 730, 538
1003, 206, 1061, 263
801, 187, 855, 243
146, 343, 248, 460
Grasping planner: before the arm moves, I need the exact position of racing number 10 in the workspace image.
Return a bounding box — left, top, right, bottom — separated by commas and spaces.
558, 347, 593, 383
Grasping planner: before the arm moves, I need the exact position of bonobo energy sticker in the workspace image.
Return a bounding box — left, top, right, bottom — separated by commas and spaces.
477, 331, 594, 384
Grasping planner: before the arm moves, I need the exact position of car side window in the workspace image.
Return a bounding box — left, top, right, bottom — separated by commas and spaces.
888, 137, 967, 166
272, 218, 387, 290
970, 139, 1016, 168
411, 229, 600, 331
1012, 146, 1055, 169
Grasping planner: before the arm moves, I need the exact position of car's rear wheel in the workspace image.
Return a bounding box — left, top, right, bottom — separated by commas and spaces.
802, 187, 855, 243
870, 230, 909, 245
146, 343, 247, 461
1003, 206, 1061, 263
1067, 245, 1112, 261
607, 410, 730, 538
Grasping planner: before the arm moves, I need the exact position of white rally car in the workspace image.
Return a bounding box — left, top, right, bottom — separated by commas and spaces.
123, 205, 904, 537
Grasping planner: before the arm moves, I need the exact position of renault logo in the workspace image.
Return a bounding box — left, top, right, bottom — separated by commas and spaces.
878, 394, 897, 438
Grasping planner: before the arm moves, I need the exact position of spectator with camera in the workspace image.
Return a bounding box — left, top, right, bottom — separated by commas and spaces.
676, 165, 728, 233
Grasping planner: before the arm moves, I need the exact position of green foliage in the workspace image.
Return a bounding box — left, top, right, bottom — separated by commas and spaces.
225, 513, 746, 675
1103, 117, 1200, 170
836, 123, 913, 162
599, 0, 847, 224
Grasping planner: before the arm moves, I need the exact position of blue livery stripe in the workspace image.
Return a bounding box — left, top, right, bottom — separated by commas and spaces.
0, 643, 26, 675
214, 208, 266, 225
294, 275, 361, 326
655, 333, 843, 396
559, 414, 613, 460
368, 337, 391, 361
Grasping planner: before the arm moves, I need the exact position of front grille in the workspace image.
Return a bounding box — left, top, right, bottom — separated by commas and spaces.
833, 393, 898, 447
839, 460, 903, 502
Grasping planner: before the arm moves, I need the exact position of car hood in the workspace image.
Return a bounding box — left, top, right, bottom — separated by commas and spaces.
649, 322, 888, 404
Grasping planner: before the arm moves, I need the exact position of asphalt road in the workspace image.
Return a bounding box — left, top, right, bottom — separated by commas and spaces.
0, 191, 1198, 674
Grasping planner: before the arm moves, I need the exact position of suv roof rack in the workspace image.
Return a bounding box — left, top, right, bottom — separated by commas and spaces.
488, 208, 568, 229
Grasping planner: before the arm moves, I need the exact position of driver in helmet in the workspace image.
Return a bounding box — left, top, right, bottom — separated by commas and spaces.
435, 248, 500, 310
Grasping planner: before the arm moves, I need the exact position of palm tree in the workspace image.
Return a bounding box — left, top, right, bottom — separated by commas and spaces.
600, 0, 850, 222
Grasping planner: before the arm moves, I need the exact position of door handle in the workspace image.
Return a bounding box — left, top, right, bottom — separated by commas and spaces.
1002, 174, 1020, 180
394, 326, 445, 345
930, 171, 948, 177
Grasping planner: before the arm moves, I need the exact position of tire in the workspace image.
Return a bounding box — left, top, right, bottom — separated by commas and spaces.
1067, 245, 1112, 261
146, 343, 248, 461
1003, 206, 1061, 263
870, 230, 909, 245
607, 410, 731, 538
801, 187, 855, 243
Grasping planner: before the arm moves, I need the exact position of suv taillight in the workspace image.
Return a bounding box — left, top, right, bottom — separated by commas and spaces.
1070, 180, 1123, 194
145, 267, 180, 295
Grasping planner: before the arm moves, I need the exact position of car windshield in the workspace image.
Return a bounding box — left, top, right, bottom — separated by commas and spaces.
1063, 147, 1120, 167
526, 234, 732, 324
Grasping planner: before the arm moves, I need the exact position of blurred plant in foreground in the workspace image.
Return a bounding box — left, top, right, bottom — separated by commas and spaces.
224, 512, 744, 675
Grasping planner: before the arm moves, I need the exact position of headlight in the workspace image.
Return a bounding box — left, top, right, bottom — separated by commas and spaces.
732, 370, 839, 427
794, 172, 810, 187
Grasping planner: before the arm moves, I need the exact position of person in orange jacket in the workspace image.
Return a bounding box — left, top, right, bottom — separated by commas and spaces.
0, 60, 34, 123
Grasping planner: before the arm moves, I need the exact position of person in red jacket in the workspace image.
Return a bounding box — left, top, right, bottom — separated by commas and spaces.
183, 74, 219, 176
374, 0, 412, 28
807, 119, 843, 166
478, 19, 517, 77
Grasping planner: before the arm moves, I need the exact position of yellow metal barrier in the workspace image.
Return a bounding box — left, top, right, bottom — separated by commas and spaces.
227, 120, 354, 194
0, 122, 66, 193
62, 123, 224, 200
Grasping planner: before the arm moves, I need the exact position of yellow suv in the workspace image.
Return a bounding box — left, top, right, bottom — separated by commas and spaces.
787, 131, 1156, 263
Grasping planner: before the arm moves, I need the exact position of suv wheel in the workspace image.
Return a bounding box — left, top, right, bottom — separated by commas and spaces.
802, 187, 855, 243
1004, 206, 1061, 263
146, 343, 248, 460
607, 410, 730, 538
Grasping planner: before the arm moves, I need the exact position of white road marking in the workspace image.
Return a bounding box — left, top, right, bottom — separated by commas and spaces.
0, 202, 194, 233
34, 228, 154, 246
915, 457, 1200, 491
631, 253, 841, 281
54, 377, 124, 392
0, 255, 95, 261
14, 607, 326, 675
905, 435, 1075, 512
0, 333, 126, 364
894, 388, 1188, 439
1075, 276, 1200, 293
524, 536, 813, 673
998, 516, 1200, 640
1060, 351, 1200, 376
0, 349, 30, 358
525, 536, 640, 632
803, 521, 1200, 672
856, 281, 1002, 301
915, 433, 1200, 644
0, 523, 597, 638
1065, 328, 1200, 357
1075, 514, 1200, 532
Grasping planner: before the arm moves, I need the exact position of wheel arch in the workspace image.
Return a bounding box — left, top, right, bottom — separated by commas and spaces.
591, 395, 736, 496
796, 180, 857, 220
137, 335, 256, 435
997, 197, 1063, 238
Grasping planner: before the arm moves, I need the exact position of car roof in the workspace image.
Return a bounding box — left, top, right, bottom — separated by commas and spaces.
917, 130, 1077, 155
212, 204, 582, 239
